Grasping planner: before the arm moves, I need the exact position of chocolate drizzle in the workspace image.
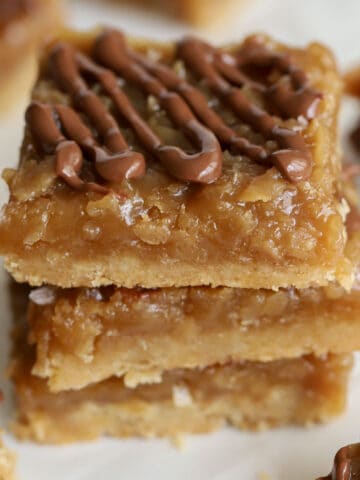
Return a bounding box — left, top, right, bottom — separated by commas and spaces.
317, 444, 360, 480
26, 102, 112, 194
177, 36, 319, 182
235, 37, 321, 119
26, 29, 321, 192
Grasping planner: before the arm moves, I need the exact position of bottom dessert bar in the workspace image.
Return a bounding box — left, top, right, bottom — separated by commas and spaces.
0, 438, 16, 480
11, 344, 352, 444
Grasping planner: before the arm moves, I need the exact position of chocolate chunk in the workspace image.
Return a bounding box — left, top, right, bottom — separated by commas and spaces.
317, 444, 360, 480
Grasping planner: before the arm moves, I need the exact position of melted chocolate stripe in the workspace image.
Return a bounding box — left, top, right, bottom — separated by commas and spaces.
177, 36, 315, 182
93, 31, 222, 183
236, 37, 322, 119
26, 102, 109, 193
47, 37, 222, 185
49, 43, 146, 183
213, 54, 266, 93
127, 45, 268, 161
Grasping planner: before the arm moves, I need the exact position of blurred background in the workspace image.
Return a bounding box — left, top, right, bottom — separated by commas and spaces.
68, 0, 360, 68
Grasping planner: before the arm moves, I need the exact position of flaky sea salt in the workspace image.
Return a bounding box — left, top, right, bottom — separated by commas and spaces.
172, 385, 193, 407
29, 287, 57, 306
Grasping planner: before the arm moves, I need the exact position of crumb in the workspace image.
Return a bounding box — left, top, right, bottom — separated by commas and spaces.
257, 473, 271, 480
123, 369, 162, 388
170, 434, 187, 450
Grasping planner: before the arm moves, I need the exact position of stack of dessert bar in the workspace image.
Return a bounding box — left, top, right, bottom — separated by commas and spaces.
1, 28, 360, 444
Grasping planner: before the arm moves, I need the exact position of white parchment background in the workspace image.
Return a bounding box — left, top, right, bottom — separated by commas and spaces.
1, 0, 360, 478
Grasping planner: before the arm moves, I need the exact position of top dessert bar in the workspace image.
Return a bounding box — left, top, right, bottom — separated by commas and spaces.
0, 29, 350, 289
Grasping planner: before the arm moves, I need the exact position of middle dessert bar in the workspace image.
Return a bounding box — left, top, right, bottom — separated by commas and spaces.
0, 29, 351, 290
27, 225, 360, 391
